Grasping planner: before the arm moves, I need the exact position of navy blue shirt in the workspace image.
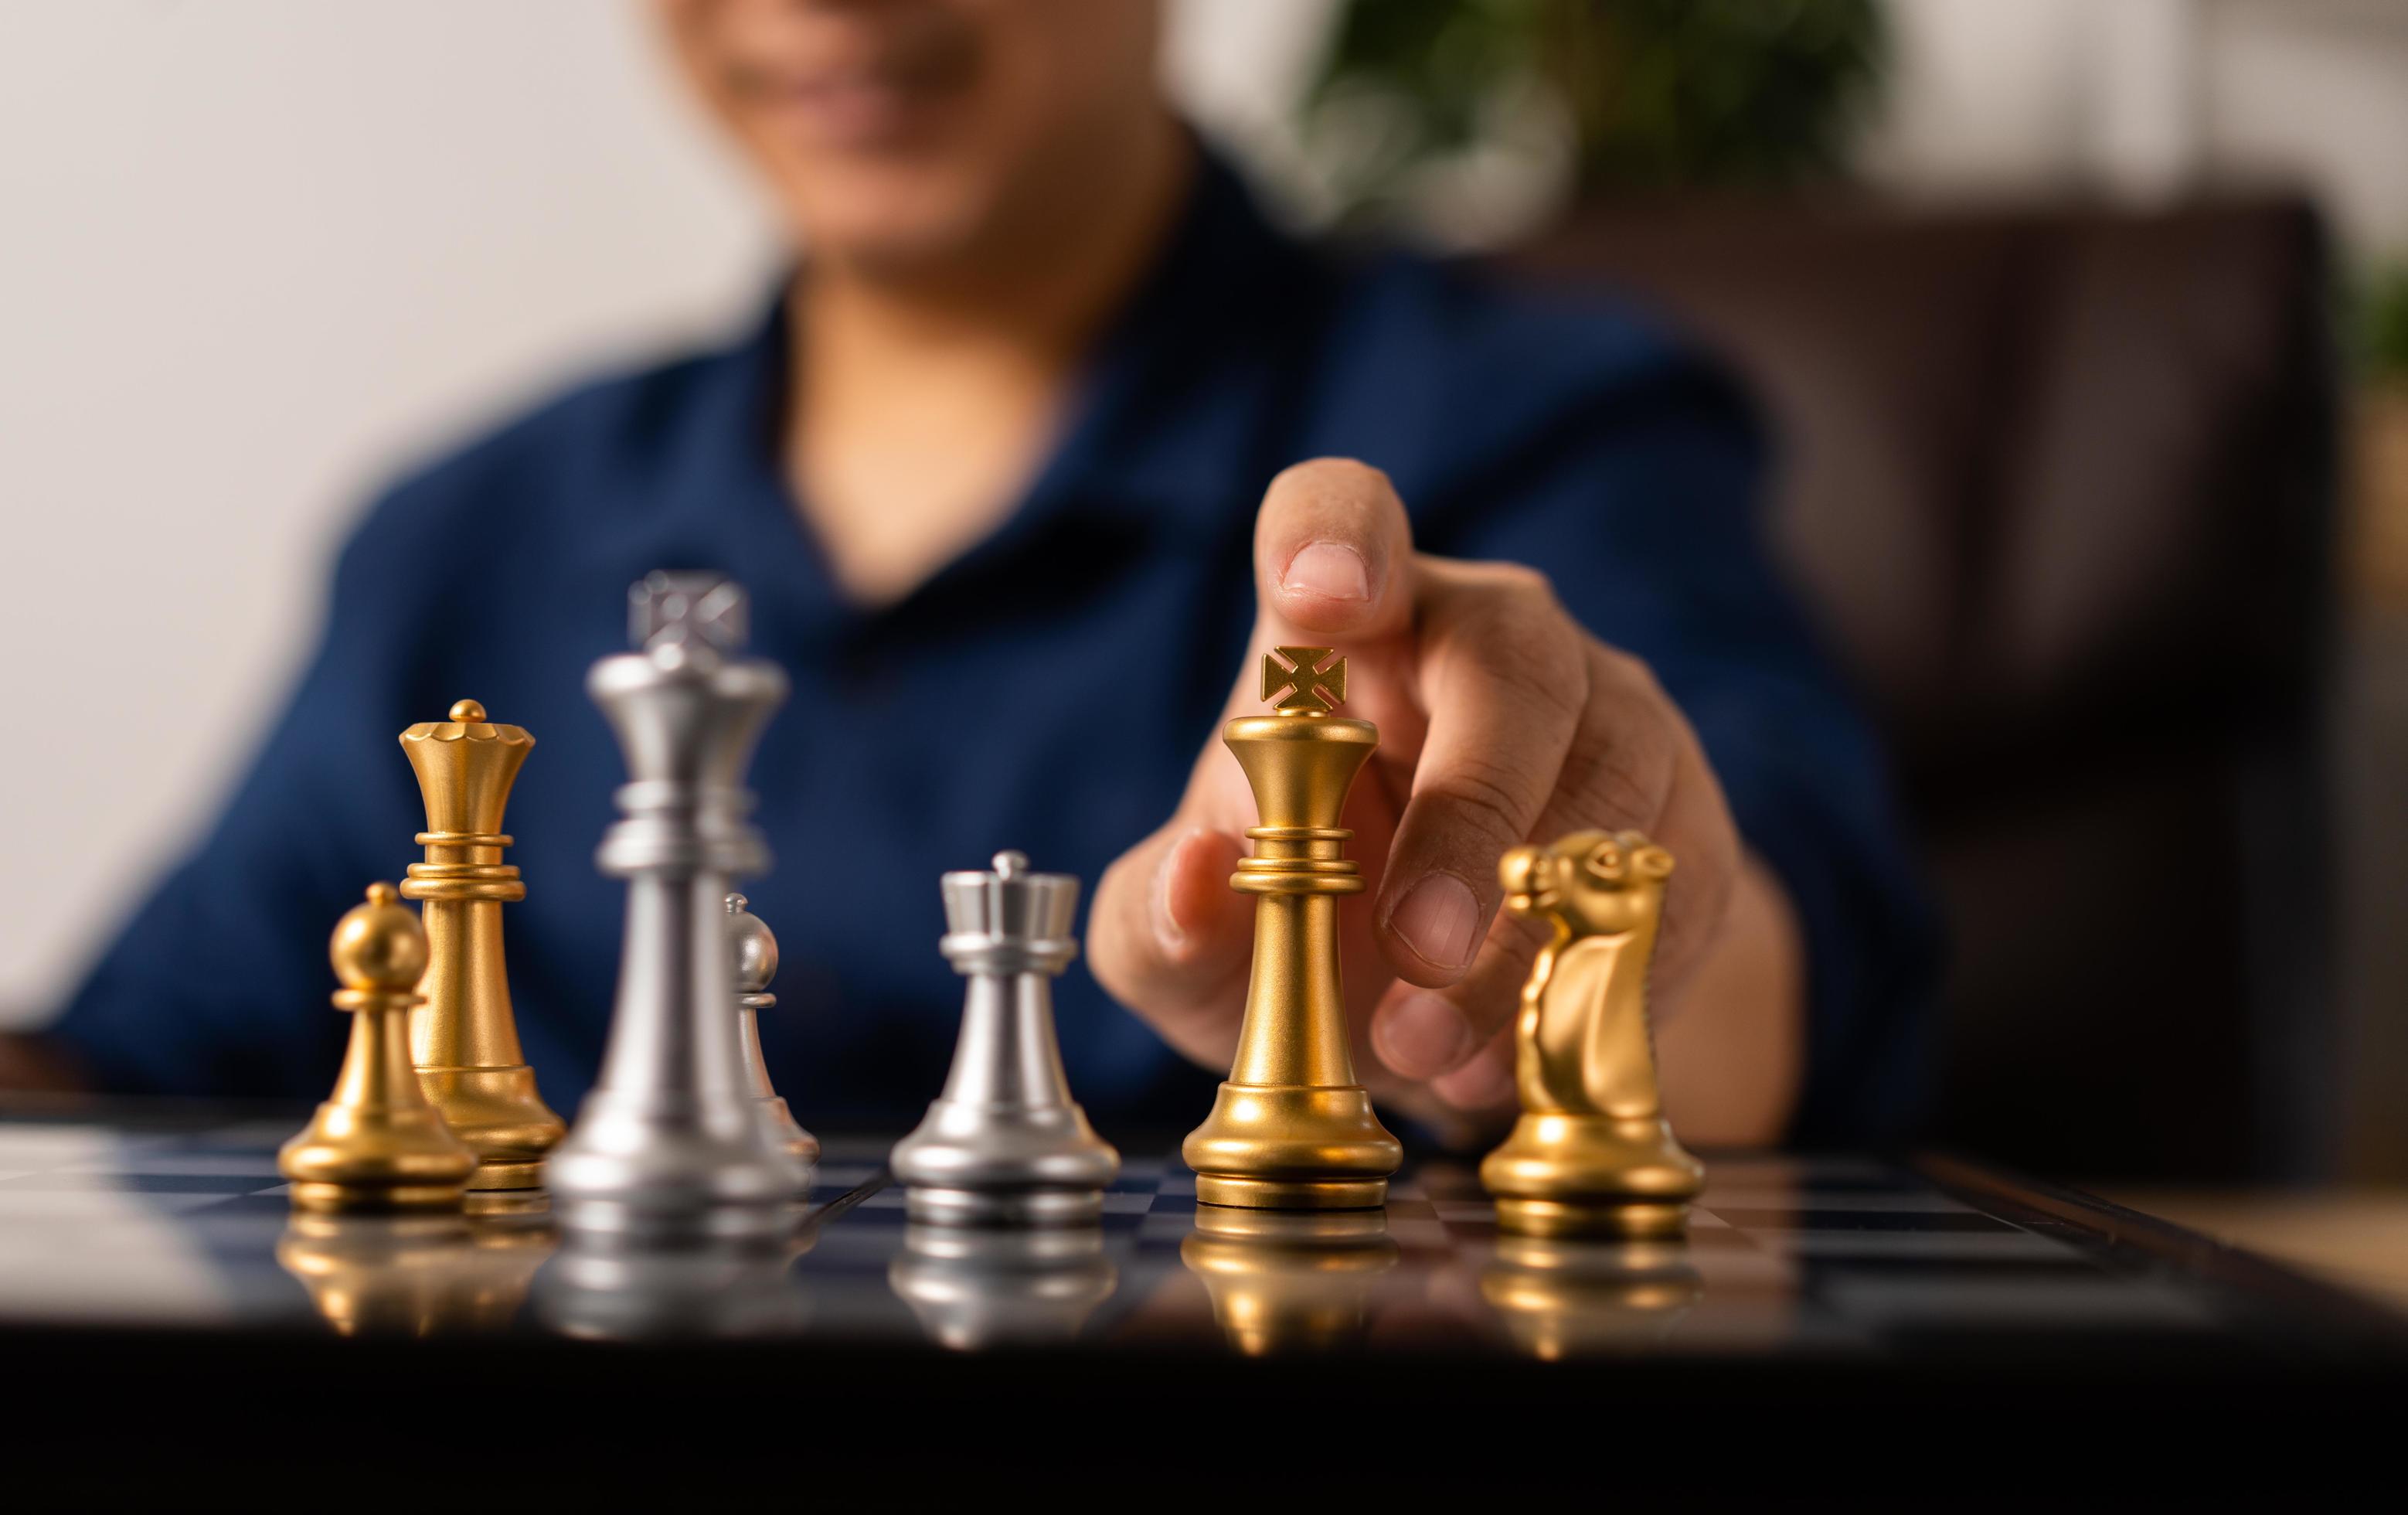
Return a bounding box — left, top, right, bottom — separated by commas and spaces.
53, 158, 1933, 1142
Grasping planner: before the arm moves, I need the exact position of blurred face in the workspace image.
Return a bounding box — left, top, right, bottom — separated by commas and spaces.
656, 0, 1168, 270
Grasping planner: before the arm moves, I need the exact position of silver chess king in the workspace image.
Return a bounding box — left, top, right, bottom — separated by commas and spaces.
549, 573, 811, 1241
889, 852, 1119, 1225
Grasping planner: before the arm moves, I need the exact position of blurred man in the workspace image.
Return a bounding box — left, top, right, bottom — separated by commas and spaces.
9, 0, 1931, 1145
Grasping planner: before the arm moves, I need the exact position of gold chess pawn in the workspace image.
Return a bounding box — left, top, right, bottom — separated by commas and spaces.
1181, 648, 1402, 1210
278, 883, 479, 1212
399, 699, 566, 1190
1479, 830, 1706, 1238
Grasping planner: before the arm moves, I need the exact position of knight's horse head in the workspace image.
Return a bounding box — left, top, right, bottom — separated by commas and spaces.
1498, 830, 1674, 941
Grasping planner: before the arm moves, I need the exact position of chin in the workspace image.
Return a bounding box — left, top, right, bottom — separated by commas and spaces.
779, 161, 1007, 271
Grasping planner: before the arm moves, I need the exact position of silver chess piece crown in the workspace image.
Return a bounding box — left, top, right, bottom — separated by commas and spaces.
549, 572, 811, 1243
727, 893, 818, 1177
889, 851, 1121, 1226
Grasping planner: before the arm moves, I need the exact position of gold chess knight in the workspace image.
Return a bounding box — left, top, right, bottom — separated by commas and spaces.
278, 884, 479, 1212
1481, 830, 1706, 1238
397, 700, 566, 1190
1181, 647, 1403, 1209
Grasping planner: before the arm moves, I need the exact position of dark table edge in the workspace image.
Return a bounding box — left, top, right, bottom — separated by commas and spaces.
1914, 1149, 2408, 1348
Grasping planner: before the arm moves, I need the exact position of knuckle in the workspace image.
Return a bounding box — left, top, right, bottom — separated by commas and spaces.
1592, 642, 1666, 701
1434, 597, 1587, 729
1563, 715, 1678, 833
1421, 758, 1538, 846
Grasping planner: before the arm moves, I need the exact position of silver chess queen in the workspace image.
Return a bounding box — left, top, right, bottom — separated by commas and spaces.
549, 573, 811, 1241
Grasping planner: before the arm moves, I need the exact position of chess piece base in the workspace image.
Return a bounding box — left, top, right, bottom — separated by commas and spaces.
891, 1096, 1118, 1228
756, 1094, 821, 1171
1182, 1082, 1400, 1210
279, 1105, 478, 1214
548, 1092, 808, 1244
1480, 1112, 1705, 1237
904, 1186, 1104, 1227
413, 1064, 565, 1190
1195, 1177, 1388, 1209
286, 1180, 472, 1214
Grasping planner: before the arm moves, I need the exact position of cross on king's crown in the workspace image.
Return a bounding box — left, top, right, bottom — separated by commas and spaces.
1263, 646, 1348, 715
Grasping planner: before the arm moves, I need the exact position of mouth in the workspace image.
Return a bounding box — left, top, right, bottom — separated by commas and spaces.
726, 32, 975, 149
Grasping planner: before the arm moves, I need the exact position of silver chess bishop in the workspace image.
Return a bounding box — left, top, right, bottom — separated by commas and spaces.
548, 573, 811, 1242
889, 851, 1120, 1225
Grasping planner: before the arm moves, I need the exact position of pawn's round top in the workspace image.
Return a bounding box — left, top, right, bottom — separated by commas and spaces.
725, 893, 778, 995
330, 883, 428, 995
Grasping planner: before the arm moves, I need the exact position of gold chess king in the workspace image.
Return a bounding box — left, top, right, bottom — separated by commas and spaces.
1181, 647, 1403, 1209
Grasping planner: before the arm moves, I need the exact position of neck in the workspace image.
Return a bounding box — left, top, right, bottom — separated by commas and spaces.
784, 118, 1194, 604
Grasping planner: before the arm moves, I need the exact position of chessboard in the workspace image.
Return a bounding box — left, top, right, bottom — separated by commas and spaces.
0, 1101, 2400, 1497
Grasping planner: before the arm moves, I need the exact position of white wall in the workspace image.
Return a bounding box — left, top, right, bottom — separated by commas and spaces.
0, 2, 771, 1023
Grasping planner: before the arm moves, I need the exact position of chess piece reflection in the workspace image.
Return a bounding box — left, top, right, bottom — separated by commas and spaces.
535, 1231, 817, 1342
891, 852, 1119, 1225
399, 699, 566, 1190
1181, 649, 1402, 1210
1179, 1206, 1399, 1354
1480, 1234, 1702, 1360
889, 1224, 1117, 1350
279, 884, 478, 1212
726, 894, 819, 1176
1480, 831, 1705, 1238
277, 1208, 557, 1336
549, 574, 811, 1243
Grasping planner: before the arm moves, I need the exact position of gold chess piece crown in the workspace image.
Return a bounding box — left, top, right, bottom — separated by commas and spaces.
1479, 830, 1706, 1238
398, 699, 566, 1190
1180, 648, 1403, 1209
278, 883, 479, 1212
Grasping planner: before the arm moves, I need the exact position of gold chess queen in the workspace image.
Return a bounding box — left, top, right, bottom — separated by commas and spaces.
398, 700, 566, 1190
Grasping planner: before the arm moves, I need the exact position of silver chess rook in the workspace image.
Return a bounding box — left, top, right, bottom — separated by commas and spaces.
889, 852, 1119, 1226
549, 573, 811, 1242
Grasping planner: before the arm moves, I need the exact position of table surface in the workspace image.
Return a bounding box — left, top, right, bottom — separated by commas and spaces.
4, 1100, 2403, 1492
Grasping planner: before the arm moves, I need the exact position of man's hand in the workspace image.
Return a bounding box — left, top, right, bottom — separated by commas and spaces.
1088, 460, 1803, 1142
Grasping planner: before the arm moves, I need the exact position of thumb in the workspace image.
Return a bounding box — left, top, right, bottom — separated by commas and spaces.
1087, 819, 1252, 1069
1252, 458, 1418, 650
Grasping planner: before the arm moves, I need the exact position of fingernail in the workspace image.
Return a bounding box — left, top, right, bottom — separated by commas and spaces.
1391, 873, 1480, 972
1151, 839, 1189, 954
1376, 992, 1476, 1078
1281, 541, 1369, 602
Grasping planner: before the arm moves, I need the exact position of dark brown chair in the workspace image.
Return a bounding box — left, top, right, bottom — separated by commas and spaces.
1511, 195, 2336, 1181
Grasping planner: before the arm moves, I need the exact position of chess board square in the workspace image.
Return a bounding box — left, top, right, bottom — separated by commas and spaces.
1767, 1230, 2083, 1261
0, 1171, 281, 1196
1706, 1207, 2019, 1233
1823, 1275, 2217, 1329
